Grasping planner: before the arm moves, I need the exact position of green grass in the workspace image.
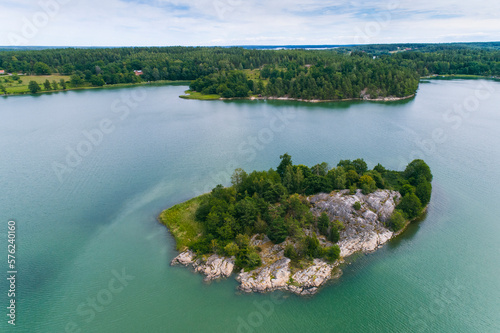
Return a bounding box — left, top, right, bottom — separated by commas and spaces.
1, 75, 70, 94
180, 90, 221, 100
158, 195, 206, 251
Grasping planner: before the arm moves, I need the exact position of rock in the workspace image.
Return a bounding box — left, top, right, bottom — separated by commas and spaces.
170, 250, 195, 266
238, 258, 291, 293
194, 255, 235, 281
290, 259, 335, 295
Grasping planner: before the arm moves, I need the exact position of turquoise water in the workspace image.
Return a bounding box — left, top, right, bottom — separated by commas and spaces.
1, 80, 499, 332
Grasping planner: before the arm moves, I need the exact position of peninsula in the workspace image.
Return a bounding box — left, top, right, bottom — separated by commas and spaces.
159, 155, 432, 295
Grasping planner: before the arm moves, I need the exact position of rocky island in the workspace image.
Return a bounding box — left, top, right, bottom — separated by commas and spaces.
160, 155, 432, 295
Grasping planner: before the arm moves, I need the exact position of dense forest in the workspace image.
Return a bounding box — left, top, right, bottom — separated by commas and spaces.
185, 155, 432, 270
0, 43, 499, 99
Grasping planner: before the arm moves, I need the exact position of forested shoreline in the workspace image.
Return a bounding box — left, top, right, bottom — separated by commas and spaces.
0, 43, 499, 98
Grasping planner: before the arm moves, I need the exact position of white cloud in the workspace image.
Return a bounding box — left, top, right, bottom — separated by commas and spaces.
0, 0, 498, 46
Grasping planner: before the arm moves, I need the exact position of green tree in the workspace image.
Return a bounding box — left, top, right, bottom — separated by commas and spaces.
52, 80, 58, 90
59, 79, 67, 90
317, 212, 330, 236
352, 158, 368, 174
359, 175, 376, 194
404, 159, 433, 185
324, 245, 340, 262
267, 217, 288, 244
277, 153, 293, 179
387, 210, 406, 231
397, 193, 422, 219
353, 202, 361, 210
70, 74, 84, 87
28, 81, 41, 94
328, 224, 340, 243
43, 79, 51, 90
0, 84, 6, 95
33, 62, 50, 75
415, 180, 432, 206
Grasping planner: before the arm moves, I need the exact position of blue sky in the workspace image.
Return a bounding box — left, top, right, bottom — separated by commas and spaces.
0, 0, 499, 46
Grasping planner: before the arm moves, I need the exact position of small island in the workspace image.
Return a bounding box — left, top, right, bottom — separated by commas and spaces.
159, 155, 432, 295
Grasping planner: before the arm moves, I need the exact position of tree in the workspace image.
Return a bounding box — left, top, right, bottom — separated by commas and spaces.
324, 245, 340, 262
359, 175, 376, 194
267, 217, 288, 244
70, 74, 84, 87
317, 212, 330, 236
397, 193, 422, 219
0, 84, 6, 95
28, 81, 41, 94
277, 153, 293, 179
33, 62, 50, 75
224, 242, 239, 256
304, 234, 322, 258
59, 79, 67, 90
43, 79, 51, 90
387, 210, 406, 231
415, 180, 432, 206
346, 170, 360, 187
52, 80, 58, 90
353, 202, 361, 210
328, 224, 340, 243
352, 158, 368, 174
404, 159, 433, 185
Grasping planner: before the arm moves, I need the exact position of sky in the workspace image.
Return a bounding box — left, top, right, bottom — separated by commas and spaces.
0, 0, 499, 46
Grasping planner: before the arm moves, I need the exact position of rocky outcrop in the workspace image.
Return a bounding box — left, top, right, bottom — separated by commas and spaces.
170, 189, 403, 295
310, 189, 400, 257
171, 251, 235, 281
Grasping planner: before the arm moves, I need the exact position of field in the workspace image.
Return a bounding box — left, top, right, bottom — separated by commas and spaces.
158, 195, 206, 250
0, 75, 71, 94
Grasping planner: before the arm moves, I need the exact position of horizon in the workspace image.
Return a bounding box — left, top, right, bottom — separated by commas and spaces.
1, 41, 499, 49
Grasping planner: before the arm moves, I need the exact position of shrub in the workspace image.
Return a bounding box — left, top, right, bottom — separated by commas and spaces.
328, 224, 340, 243
353, 202, 361, 210
387, 210, 406, 231
324, 245, 340, 262
224, 242, 239, 256
284, 244, 298, 260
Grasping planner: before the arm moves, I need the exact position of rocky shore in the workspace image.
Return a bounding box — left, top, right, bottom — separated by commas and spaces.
170, 189, 405, 295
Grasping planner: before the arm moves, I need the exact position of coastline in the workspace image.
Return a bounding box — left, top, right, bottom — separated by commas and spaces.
0, 79, 190, 97
160, 189, 427, 296
179, 90, 416, 103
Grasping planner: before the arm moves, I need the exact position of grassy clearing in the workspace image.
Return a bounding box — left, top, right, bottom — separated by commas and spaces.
180, 90, 221, 100
158, 195, 207, 251
1, 75, 70, 94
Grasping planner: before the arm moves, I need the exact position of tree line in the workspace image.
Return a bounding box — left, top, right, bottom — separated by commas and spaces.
0, 45, 498, 98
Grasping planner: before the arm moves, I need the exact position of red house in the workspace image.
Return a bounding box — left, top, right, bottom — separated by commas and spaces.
0, 70, 5, 75
134, 70, 143, 76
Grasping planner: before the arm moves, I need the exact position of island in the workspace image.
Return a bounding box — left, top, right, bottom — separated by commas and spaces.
159, 155, 432, 295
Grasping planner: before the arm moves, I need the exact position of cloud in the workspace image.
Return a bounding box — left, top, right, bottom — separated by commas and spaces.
0, 0, 498, 46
